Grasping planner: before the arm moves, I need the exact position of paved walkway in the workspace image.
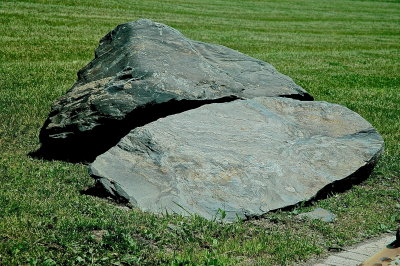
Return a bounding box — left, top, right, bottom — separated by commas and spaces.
310, 234, 397, 266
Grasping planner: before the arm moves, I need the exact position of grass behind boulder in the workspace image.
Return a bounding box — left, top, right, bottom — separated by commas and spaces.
0, 0, 399, 264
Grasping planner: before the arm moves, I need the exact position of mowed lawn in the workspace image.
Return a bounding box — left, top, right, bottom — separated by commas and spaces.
0, 0, 399, 264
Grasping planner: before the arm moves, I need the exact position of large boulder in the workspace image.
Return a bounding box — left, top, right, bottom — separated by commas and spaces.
39, 19, 312, 161
89, 97, 384, 221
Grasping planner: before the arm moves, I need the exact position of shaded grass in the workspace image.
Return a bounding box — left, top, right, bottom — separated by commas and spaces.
0, 0, 399, 264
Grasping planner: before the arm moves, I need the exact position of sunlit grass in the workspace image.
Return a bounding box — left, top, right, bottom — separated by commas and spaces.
0, 0, 399, 264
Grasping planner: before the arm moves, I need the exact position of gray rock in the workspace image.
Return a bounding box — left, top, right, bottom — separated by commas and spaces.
38, 19, 312, 161
297, 208, 336, 223
89, 97, 383, 221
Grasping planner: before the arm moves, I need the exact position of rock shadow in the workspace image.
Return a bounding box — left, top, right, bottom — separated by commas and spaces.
30, 96, 239, 163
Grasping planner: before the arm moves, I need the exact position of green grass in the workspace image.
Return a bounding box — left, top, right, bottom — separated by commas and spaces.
0, 0, 399, 264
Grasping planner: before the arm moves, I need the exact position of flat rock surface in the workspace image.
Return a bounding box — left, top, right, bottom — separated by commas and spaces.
297, 208, 336, 223
90, 97, 383, 221
39, 19, 312, 160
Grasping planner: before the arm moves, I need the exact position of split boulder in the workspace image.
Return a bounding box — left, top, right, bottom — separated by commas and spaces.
37, 19, 384, 221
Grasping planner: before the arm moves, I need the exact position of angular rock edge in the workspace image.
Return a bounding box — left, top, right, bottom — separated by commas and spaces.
35, 19, 313, 162
91, 143, 382, 216
89, 97, 384, 222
